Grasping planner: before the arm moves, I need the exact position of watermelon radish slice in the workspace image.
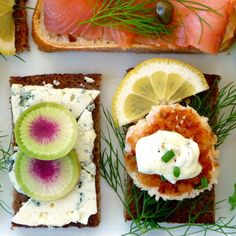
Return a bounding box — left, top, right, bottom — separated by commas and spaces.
14, 102, 78, 160
15, 150, 80, 201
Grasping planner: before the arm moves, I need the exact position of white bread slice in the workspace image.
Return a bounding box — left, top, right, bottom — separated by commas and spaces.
32, 0, 236, 53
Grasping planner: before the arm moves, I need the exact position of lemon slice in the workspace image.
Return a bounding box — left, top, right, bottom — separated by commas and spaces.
0, 0, 16, 55
112, 58, 209, 126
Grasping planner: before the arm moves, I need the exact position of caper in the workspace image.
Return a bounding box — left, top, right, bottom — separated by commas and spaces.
156, 0, 174, 25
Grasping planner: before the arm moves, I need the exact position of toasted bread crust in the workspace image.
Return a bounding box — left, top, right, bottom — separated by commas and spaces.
32, 0, 236, 53
10, 74, 101, 228
14, 0, 29, 53
124, 74, 220, 224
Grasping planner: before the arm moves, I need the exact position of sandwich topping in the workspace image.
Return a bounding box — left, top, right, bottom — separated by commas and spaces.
112, 58, 209, 126
14, 102, 79, 160
125, 104, 218, 201
42, 0, 236, 53
112, 58, 219, 201
135, 130, 202, 184
9, 83, 99, 226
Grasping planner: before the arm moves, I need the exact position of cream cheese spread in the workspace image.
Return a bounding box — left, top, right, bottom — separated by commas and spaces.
10, 84, 99, 226
136, 130, 202, 184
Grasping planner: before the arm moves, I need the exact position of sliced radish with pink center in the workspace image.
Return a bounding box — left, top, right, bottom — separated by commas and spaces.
29, 116, 60, 144
15, 150, 80, 201
15, 102, 78, 160
30, 159, 60, 183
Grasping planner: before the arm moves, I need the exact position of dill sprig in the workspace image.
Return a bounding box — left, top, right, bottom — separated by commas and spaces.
0, 53, 25, 62
175, 0, 221, 42
79, 0, 219, 37
0, 132, 12, 214
101, 82, 236, 235
0, 132, 10, 171
189, 82, 236, 147
79, 0, 171, 36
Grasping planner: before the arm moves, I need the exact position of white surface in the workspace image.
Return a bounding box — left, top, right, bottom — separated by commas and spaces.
0, 0, 236, 235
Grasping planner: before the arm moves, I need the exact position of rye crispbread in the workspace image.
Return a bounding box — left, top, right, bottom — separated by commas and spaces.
14, 0, 29, 53
124, 74, 220, 224
32, 0, 236, 53
10, 73, 101, 228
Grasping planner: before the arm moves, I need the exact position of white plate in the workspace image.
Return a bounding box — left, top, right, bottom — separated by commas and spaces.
1, 1, 236, 235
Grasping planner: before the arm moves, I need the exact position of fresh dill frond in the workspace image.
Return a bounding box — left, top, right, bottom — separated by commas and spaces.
0, 132, 10, 171
0, 53, 25, 62
189, 82, 236, 147
177, 0, 221, 15
101, 81, 236, 235
79, 0, 219, 37
14, 5, 35, 11
0, 199, 12, 215
79, 0, 171, 36
0, 132, 12, 214
13, 54, 25, 62
212, 83, 236, 147
101, 109, 236, 235
0, 53, 7, 61
175, 0, 221, 43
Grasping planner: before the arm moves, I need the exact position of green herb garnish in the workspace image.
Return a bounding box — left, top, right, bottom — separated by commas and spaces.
0, 132, 12, 214
79, 0, 219, 37
101, 82, 236, 235
160, 175, 167, 182
200, 177, 208, 189
101, 106, 236, 235
229, 184, 236, 211
189, 82, 236, 147
0, 53, 25, 62
173, 166, 180, 178
161, 150, 175, 163
195, 177, 209, 189
79, 0, 171, 36
0, 132, 9, 172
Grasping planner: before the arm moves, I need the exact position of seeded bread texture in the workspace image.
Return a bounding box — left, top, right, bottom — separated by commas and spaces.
14, 0, 29, 53
10, 73, 101, 228
32, 0, 236, 53
124, 74, 220, 224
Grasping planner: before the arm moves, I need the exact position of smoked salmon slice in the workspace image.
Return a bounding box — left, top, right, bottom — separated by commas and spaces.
174, 0, 236, 54
43, 0, 236, 53
43, 0, 135, 49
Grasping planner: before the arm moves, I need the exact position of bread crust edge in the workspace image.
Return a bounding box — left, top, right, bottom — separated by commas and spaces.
10, 74, 101, 228
32, 0, 236, 53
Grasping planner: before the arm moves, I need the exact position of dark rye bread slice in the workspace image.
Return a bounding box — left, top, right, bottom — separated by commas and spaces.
14, 0, 29, 53
124, 74, 220, 224
10, 73, 101, 228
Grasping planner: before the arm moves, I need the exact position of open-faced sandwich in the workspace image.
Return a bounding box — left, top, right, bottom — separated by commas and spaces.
0, 0, 28, 56
33, 0, 236, 54
111, 58, 222, 225
8, 74, 101, 228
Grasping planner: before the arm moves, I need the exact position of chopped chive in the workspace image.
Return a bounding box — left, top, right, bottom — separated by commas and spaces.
160, 175, 167, 182
161, 150, 175, 163
173, 167, 180, 178
201, 177, 208, 188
